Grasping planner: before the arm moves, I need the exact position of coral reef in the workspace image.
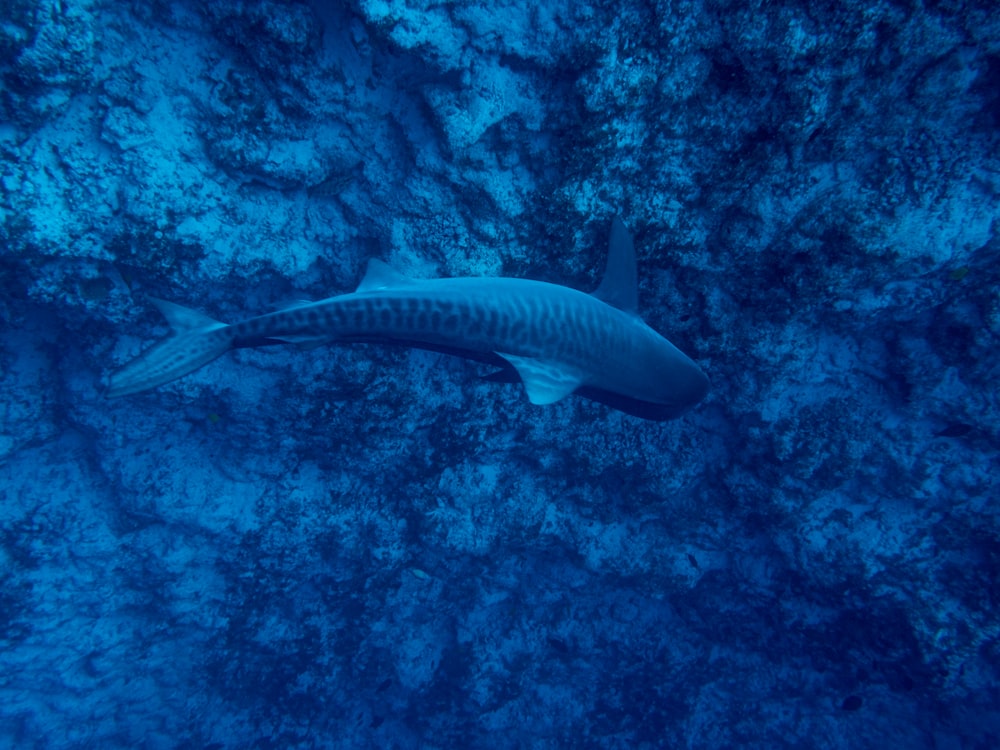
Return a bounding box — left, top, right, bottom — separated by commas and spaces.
1, 0, 998, 747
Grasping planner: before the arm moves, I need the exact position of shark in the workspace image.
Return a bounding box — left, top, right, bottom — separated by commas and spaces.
106, 218, 709, 420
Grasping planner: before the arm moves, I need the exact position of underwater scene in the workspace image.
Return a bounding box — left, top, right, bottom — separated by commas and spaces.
1, 0, 998, 747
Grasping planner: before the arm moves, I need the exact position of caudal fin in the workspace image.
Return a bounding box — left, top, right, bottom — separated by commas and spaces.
106, 298, 233, 398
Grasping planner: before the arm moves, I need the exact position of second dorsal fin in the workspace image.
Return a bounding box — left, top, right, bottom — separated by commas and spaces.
356, 259, 414, 293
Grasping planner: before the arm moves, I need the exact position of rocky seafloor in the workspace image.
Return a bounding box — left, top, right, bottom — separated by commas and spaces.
1, 0, 998, 747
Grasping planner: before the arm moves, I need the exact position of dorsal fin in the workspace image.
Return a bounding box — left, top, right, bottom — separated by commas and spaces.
592, 216, 638, 314
356, 259, 413, 293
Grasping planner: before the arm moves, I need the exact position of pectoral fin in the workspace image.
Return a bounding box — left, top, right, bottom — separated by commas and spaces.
496, 353, 582, 405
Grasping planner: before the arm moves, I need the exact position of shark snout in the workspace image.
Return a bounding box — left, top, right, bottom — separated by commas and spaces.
673, 356, 710, 409
688, 363, 711, 404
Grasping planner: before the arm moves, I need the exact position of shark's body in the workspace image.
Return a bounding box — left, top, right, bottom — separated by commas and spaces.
107, 219, 708, 420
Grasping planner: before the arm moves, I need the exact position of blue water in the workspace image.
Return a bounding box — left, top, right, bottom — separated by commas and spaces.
1, 1, 998, 747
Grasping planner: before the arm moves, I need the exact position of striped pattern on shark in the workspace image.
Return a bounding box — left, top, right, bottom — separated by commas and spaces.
106, 218, 709, 420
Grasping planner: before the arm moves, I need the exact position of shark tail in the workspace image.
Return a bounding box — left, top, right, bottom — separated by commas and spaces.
106, 298, 234, 398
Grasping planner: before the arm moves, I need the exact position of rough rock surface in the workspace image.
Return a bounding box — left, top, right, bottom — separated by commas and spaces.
1, 0, 998, 747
